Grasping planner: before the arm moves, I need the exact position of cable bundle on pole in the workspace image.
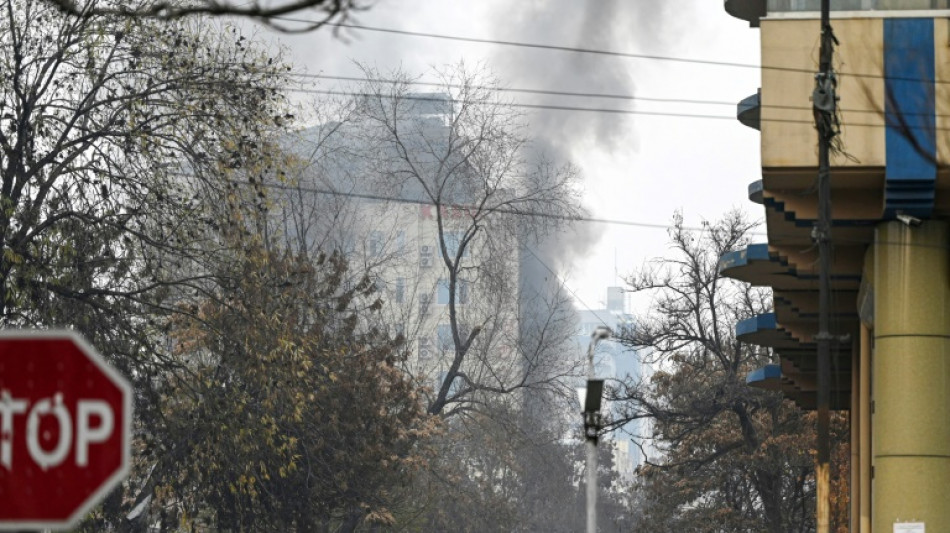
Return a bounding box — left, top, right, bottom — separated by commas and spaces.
813, 1, 836, 532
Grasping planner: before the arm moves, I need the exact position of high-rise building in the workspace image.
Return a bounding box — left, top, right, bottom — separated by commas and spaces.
277, 94, 523, 410
573, 287, 643, 480
720, 2, 950, 530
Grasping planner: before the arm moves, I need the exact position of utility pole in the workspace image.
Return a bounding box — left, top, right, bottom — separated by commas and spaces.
583, 327, 610, 533
812, 1, 836, 532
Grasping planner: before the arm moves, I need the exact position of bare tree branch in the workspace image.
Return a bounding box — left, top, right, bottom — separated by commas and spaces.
42, 0, 366, 33
610, 211, 842, 532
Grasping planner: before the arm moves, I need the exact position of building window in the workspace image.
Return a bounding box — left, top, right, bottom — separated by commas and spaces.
443, 231, 469, 259
396, 230, 406, 254
459, 280, 469, 305
437, 279, 470, 305
437, 280, 450, 304
369, 231, 384, 257
437, 323, 454, 351
441, 323, 471, 349
766, 0, 931, 11
395, 278, 405, 304
338, 236, 356, 258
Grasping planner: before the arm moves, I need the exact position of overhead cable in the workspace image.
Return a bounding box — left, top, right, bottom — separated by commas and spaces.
268, 17, 945, 84
298, 73, 947, 118
287, 87, 949, 130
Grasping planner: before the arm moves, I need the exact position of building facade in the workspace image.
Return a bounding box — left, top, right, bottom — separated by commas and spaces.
720, 2, 950, 531
278, 94, 524, 411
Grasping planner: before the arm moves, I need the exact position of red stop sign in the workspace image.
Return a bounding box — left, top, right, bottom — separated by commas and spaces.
0, 330, 132, 529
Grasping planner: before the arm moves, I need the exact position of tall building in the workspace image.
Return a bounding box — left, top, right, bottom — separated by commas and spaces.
277, 94, 523, 409
574, 287, 642, 480
720, 2, 950, 530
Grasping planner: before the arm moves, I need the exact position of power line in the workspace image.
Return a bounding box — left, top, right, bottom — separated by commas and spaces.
299, 73, 949, 118
269, 17, 948, 85
201, 175, 950, 256
5, 15, 945, 85
235, 179, 950, 250
296, 73, 734, 105
287, 87, 948, 130
293, 87, 739, 120
236, 177, 726, 232
286, 19, 767, 70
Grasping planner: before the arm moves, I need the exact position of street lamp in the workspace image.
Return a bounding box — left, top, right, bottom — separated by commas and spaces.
584, 326, 611, 533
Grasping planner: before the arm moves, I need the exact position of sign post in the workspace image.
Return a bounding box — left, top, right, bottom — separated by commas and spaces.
0, 330, 132, 530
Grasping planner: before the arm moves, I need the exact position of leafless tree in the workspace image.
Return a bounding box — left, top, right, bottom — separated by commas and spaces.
0, 0, 289, 326
610, 211, 836, 533
343, 63, 585, 418
260, 64, 585, 419
250, 63, 591, 529
40, 0, 363, 32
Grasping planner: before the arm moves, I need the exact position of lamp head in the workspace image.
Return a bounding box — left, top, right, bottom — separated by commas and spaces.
591, 326, 611, 341
584, 379, 605, 413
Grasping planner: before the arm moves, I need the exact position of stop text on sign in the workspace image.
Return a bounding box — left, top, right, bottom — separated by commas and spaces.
0, 391, 115, 470
0, 330, 132, 530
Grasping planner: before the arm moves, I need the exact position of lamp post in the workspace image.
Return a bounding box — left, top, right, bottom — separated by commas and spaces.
584, 326, 611, 533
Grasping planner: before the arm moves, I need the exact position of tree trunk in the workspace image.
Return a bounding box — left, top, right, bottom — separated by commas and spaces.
755, 470, 786, 533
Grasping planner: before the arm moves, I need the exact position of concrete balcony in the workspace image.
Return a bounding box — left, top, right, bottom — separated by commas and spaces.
746, 364, 782, 389
736, 312, 812, 351
719, 243, 862, 291
724, 0, 765, 27
737, 90, 761, 130
747, 362, 851, 411
738, 314, 852, 410
748, 180, 763, 204
718, 244, 816, 291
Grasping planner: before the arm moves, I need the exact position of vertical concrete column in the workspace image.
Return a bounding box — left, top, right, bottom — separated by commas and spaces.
859, 323, 871, 533
872, 221, 950, 532
850, 335, 860, 533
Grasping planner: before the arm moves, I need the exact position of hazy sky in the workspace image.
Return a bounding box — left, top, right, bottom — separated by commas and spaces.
253, 0, 764, 314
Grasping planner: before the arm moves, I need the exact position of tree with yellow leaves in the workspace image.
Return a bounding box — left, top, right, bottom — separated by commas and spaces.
148, 239, 438, 531
612, 212, 850, 532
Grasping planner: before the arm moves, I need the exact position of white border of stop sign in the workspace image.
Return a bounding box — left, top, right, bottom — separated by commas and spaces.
0, 329, 133, 530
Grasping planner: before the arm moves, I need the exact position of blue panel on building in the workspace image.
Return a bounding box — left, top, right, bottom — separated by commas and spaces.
745, 364, 781, 386
884, 18, 936, 218
736, 312, 777, 338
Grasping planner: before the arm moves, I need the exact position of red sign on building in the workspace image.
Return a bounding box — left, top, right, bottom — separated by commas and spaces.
0, 330, 132, 530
